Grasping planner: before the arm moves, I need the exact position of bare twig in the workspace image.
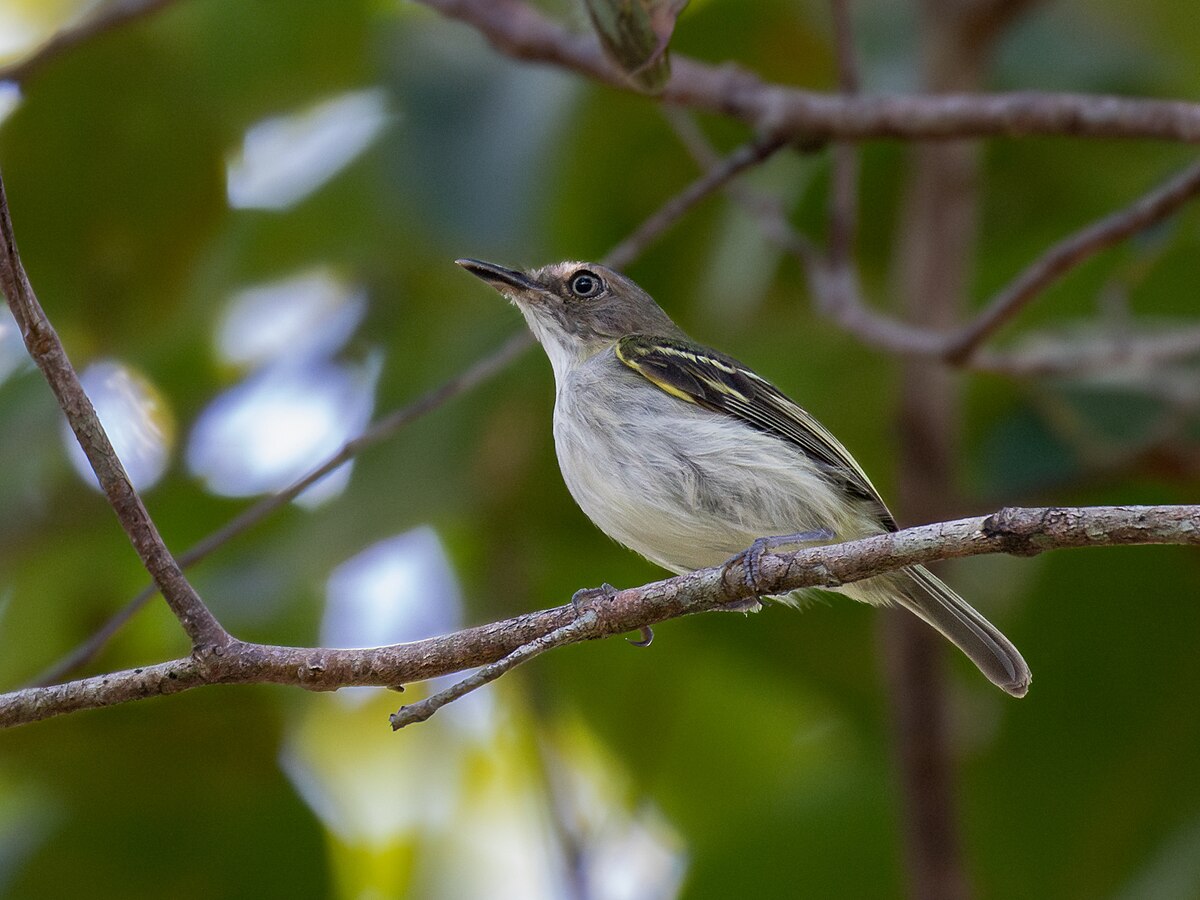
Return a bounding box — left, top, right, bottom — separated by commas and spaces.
0, 171, 228, 649
808, 262, 950, 354
1, 505, 1196, 729
25, 330, 533, 687
945, 158, 1200, 362
667, 113, 1200, 376
27, 585, 158, 687
0, 0, 182, 84
28, 130, 787, 686
662, 108, 825, 265
389, 610, 599, 729
417, 0, 1200, 145
603, 134, 787, 270
664, 111, 946, 354
971, 325, 1200, 376
432, 0, 1200, 376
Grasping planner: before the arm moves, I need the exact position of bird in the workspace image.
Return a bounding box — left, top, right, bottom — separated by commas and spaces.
457, 258, 1031, 697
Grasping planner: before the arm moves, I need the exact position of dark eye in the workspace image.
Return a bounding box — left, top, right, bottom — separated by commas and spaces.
568, 270, 603, 298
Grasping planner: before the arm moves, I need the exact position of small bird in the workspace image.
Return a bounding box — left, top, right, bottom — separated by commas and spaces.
457, 258, 1031, 697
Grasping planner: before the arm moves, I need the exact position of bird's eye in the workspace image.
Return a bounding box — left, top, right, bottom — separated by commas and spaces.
568, 270, 603, 298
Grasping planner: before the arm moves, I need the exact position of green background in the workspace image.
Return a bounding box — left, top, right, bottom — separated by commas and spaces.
2, 0, 1199, 897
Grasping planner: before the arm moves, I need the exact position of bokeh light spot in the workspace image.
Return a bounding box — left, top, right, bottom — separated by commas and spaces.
226, 87, 392, 210
218, 268, 367, 368
186, 355, 380, 506
61, 360, 175, 493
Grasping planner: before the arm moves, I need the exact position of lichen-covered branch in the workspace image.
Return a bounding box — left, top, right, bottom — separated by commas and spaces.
1, 505, 1195, 729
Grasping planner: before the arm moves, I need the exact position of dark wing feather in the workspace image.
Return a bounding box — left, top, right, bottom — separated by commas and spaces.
615, 334, 897, 531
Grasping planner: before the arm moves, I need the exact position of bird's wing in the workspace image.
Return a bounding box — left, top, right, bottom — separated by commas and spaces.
615, 334, 897, 530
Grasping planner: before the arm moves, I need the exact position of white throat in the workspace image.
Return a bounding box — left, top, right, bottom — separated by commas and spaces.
518, 304, 585, 387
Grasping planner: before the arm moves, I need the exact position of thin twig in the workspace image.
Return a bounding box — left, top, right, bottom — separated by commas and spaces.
667, 112, 1200, 375
603, 134, 787, 270
971, 325, 1200, 376
1, 504, 1196, 729
664, 110, 944, 354
945, 158, 1200, 362
389, 610, 599, 729
417, 0, 1200, 144
28, 131, 786, 686
447, 0, 1200, 376
0, 170, 228, 649
0, 0, 183, 84
25, 330, 533, 687
662, 108, 823, 268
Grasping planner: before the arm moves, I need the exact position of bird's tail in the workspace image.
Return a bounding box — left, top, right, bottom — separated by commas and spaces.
889, 565, 1031, 697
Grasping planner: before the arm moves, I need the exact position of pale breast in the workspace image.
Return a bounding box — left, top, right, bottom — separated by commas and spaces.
551, 349, 867, 573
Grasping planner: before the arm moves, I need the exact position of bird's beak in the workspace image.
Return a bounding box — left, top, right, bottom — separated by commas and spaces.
455, 258, 540, 294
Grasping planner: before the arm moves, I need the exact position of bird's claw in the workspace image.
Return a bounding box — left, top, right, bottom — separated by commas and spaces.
725, 528, 836, 594
626, 626, 654, 647
571, 584, 653, 648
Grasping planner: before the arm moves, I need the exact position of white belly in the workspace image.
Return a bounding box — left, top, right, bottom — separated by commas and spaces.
552, 350, 873, 574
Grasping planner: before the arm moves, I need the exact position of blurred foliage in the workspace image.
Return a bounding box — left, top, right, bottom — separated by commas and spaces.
581, 0, 687, 93
1, 0, 1199, 898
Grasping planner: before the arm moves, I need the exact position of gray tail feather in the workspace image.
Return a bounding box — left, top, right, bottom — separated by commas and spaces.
893, 566, 1031, 698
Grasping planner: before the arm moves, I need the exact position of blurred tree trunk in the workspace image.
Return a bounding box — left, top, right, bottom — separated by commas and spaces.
888, 2, 1038, 898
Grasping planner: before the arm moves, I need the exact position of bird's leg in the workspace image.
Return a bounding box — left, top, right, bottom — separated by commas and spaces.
726, 528, 836, 597
571, 583, 654, 648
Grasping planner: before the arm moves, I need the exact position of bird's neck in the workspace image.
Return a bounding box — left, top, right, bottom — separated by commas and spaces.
519, 309, 609, 386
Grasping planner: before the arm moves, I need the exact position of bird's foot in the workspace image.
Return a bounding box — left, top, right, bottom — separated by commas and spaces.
570, 583, 654, 648
725, 528, 836, 595
571, 582, 618, 609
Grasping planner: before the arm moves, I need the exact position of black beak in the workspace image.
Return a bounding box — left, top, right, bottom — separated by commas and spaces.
455, 258, 539, 293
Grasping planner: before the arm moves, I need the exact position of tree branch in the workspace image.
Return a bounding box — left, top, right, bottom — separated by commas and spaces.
666, 120, 1200, 376
972, 324, 1200, 377
1, 505, 1195, 729
889, 2, 985, 888
389, 610, 600, 730
24, 129, 786, 686
946, 158, 1200, 363
417, 0, 1200, 144
603, 133, 787, 270
24, 329, 533, 687
0, 170, 228, 650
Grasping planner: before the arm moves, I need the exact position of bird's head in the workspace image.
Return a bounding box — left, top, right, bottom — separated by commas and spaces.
456, 258, 682, 378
